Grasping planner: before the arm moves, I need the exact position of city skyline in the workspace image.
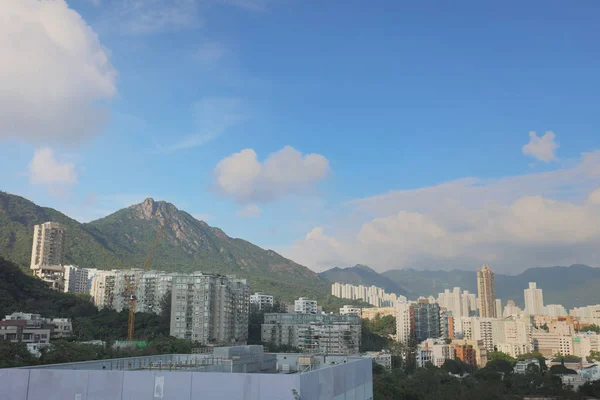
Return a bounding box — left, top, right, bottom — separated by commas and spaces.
2, 0, 600, 275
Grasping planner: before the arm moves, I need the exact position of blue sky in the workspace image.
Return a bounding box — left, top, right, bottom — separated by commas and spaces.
1, 0, 600, 273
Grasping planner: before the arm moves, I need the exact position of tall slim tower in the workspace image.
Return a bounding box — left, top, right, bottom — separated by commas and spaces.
30, 222, 66, 269
30, 222, 67, 291
524, 282, 544, 316
477, 264, 496, 318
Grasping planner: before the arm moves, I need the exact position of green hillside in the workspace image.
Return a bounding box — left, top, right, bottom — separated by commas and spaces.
0, 192, 352, 306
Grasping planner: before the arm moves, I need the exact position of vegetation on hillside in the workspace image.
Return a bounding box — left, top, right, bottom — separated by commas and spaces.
0, 256, 169, 341
0, 192, 349, 305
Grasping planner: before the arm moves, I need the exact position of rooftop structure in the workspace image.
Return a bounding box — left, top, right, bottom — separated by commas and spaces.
2, 346, 373, 399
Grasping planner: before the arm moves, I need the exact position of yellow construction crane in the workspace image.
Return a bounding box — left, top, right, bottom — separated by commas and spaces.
125, 217, 169, 341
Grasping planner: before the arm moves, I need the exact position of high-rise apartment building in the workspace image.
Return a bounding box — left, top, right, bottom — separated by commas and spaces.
90, 269, 174, 314
30, 222, 67, 291
261, 313, 361, 355
170, 273, 249, 345
477, 264, 496, 318
503, 300, 523, 317
63, 265, 89, 294
437, 287, 476, 332
412, 300, 441, 342
396, 302, 413, 344
524, 282, 545, 316
331, 282, 403, 307
545, 304, 568, 317
250, 292, 274, 311
495, 299, 502, 319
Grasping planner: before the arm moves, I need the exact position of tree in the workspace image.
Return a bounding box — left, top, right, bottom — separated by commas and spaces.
487, 351, 516, 364
580, 380, 600, 398
576, 324, 600, 333
442, 359, 472, 376
0, 341, 39, 368
484, 359, 514, 375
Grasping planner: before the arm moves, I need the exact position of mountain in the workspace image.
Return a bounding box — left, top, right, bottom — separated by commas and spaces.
319, 264, 410, 297
382, 265, 600, 309
0, 192, 347, 304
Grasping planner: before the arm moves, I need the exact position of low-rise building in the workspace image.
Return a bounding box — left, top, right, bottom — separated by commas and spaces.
361, 307, 396, 321
0, 320, 51, 344
340, 305, 361, 316
514, 358, 541, 374
418, 339, 454, 367
451, 339, 488, 367
262, 313, 361, 355
1, 313, 72, 341
532, 330, 573, 357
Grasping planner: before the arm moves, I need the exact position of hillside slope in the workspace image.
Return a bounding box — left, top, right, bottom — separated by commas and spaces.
0, 192, 123, 268
0, 192, 342, 303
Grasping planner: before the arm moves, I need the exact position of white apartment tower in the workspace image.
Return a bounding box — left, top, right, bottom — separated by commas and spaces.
495, 299, 502, 319
524, 282, 544, 316
170, 273, 249, 345
295, 298, 318, 314
250, 292, 274, 311
30, 222, 67, 291
396, 302, 413, 344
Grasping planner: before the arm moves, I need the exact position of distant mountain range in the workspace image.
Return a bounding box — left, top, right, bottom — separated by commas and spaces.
0, 192, 339, 304
320, 264, 600, 309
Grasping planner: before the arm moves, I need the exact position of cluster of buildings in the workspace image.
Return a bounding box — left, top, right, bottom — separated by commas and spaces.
333, 264, 600, 372
261, 298, 362, 355
0, 312, 73, 356
331, 282, 406, 307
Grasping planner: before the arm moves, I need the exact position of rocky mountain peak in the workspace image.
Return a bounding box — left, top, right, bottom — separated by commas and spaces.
135, 198, 177, 221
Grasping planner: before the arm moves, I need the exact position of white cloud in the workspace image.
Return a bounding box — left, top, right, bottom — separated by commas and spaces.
214, 146, 330, 204
159, 97, 246, 152
28, 148, 78, 186
523, 131, 559, 162
237, 204, 261, 218
0, 0, 117, 144
284, 151, 600, 273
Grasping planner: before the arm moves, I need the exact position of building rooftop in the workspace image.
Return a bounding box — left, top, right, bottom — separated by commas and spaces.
2, 346, 373, 400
